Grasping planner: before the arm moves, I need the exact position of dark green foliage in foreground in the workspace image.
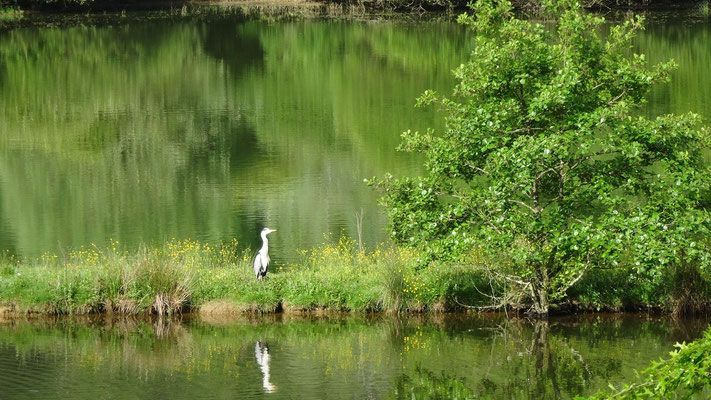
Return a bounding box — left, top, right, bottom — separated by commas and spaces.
585, 327, 711, 399
373, 0, 711, 315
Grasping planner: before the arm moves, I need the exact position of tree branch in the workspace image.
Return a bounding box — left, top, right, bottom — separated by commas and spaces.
507, 199, 537, 214
466, 162, 489, 176
554, 253, 592, 297
505, 127, 544, 135
536, 167, 559, 181
565, 150, 624, 177
607, 88, 629, 106
490, 268, 532, 287
476, 209, 503, 235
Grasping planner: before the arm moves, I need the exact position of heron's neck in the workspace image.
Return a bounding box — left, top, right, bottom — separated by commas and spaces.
260, 233, 269, 253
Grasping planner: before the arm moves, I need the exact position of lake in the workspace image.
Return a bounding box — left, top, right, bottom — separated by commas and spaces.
1, 8, 709, 263
0, 313, 708, 399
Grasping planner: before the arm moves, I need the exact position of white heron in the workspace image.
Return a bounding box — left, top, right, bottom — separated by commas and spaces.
253, 228, 276, 281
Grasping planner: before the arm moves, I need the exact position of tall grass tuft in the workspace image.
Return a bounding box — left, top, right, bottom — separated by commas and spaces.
379, 248, 409, 312
666, 262, 711, 316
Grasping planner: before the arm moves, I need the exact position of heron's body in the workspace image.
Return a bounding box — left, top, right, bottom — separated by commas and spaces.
253, 228, 276, 281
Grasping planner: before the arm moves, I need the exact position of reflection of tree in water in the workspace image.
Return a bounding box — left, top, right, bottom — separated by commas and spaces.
388, 319, 628, 399
181, 113, 260, 173
476, 321, 587, 398
391, 364, 474, 399
0, 51, 6, 92
201, 21, 265, 78
485, 320, 629, 398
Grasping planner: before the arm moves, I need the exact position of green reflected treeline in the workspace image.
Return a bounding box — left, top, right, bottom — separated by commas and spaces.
0, 16, 469, 262
639, 16, 711, 118
0, 314, 708, 399
0, 12, 709, 262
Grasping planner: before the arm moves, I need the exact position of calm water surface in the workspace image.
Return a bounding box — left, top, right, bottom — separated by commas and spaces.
0, 313, 708, 399
0, 11, 709, 262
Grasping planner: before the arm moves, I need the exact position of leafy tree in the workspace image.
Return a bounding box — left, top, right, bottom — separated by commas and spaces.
373, 0, 711, 315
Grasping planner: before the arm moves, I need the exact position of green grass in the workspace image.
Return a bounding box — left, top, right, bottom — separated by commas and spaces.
2, 236, 707, 316
0, 237, 491, 315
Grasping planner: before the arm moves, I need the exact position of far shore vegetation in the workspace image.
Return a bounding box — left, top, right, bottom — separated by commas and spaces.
1, 0, 709, 16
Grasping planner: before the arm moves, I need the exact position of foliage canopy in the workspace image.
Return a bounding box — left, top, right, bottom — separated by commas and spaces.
374, 0, 711, 314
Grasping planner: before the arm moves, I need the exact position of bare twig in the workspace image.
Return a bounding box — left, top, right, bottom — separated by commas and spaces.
466, 162, 490, 176
507, 199, 537, 214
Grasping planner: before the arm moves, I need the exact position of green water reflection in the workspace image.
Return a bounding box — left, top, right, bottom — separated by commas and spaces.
0, 17, 468, 262
0, 12, 709, 262
0, 314, 708, 399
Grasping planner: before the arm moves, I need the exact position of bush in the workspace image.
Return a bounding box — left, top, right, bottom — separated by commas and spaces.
588, 327, 711, 399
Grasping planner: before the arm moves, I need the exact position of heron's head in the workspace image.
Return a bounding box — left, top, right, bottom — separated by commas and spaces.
262, 228, 276, 235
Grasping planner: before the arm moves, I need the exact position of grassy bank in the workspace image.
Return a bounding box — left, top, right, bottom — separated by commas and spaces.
1, 237, 709, 316
0, 237, 488, 315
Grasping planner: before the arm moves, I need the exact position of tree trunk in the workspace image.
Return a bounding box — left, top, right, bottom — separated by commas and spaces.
531, 268, 550, 317
536, 286, 549, 316
531, 286, 549, 316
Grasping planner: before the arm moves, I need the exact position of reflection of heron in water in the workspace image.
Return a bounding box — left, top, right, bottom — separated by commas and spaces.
255, 341, 277, 393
